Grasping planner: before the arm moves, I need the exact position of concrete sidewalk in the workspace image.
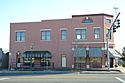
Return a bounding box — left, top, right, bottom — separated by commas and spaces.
0, 66, 125, 76
79, 70, 121, 74
0, 69, 122, 76
111, 66, 125, 73
0, 70, 71, 76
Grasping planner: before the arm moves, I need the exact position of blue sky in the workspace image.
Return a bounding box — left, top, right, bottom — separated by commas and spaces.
0, 0, 125, 52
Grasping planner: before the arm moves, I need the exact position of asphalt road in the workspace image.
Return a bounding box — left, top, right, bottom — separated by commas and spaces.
0, 73, 125, 83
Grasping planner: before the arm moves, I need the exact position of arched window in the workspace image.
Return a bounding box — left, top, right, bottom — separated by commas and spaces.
82, 17, 93, 24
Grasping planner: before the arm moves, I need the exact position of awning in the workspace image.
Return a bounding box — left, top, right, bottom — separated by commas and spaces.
23, 51, 52, 58
89, 48, 102, 57
109, 48, 122, 58
73, 48, 86, 57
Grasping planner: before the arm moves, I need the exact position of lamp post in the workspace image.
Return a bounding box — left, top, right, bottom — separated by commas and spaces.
16, 51, 20, 70
30, 42, 34, 71
9, 52, 12, 70
75, 35, 81, 69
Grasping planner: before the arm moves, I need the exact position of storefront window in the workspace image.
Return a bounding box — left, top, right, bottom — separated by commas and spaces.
74, 57, 86, 63
90, 57, 101, 63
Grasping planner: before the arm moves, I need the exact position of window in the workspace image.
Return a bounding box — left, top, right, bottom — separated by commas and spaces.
94, 28, 100, 39
61, 30, 67, 40
16, 32, 25, 42
82, 17, 93, 24
106, 29, 111, 39
74, 57, 86, 63
75, 29, 86, 40
90, 57, 101, 63
106, 19, 111, 24
41, 30, 51, 40
23, 58, 31, 66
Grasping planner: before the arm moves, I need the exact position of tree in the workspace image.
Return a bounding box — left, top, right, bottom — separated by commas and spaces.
122, 47, 125, 57
122, 47, 125, 67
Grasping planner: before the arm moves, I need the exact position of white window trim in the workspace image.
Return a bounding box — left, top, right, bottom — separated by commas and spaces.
83, 22, 93, 24
72, 42, 114, 44
40, 40, 51, 41
40, 29, 51, 31
93, 27, 100, 29
15, 40, 25, 43
60, 28, 68, 30
75, 27, 87, 30
15, 30, 26, 32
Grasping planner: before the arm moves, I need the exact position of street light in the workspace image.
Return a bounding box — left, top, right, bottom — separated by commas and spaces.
16, 51, 20, 70
30, 42, 34, 71
9, 52, 12, 70
76, 35, 81, 69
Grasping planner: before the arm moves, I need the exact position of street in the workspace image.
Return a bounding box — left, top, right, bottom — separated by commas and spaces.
0, 73, 125, 83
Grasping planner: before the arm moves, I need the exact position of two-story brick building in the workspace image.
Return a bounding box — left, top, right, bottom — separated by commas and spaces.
9, 13, 122, 70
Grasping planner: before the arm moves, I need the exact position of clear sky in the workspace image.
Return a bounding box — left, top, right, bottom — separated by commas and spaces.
0, 0, 125, 52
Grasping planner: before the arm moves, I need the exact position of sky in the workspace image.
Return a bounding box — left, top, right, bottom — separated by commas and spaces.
0, 0, 125, 53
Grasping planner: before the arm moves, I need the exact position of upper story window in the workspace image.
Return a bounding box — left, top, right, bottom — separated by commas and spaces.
106, 29, 111, 39
61, 29, 67, 40
94, 28, 100, 39
82, 17, 93, 24
16, 31, 25, 42
41, 30, 51, 41
106, 19, 111, 24
75, 28, 87, 40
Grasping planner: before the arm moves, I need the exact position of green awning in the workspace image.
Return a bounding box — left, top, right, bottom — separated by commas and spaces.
23, 51, 52, 58
89, 48, 102, 57
73, 48, 86, 57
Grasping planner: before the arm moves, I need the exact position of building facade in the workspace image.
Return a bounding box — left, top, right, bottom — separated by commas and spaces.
10, 13, 121, 70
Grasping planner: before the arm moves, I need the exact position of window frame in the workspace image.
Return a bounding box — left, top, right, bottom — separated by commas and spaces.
93, 27, 101, 40
106, 29, 112, 40
40, 29, 51, 41
74, 57, 86, 63
90, 57, 102, 63
61, 29, 67, 41
15, 30, 26, 42
82, 17, 93, 24
75, 28, 87, 40
106, 19, 111, 24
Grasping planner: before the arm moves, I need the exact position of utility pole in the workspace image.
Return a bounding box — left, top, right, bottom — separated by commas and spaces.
106, 12, 120, 71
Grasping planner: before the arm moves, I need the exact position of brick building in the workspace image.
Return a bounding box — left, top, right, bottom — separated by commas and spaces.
9, 13, 122, 70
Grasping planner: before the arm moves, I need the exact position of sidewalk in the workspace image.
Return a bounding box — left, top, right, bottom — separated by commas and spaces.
0, 70, 70, 76
79, 70, 120, 74
0, 69, 122, 76
111, 66, 125, 73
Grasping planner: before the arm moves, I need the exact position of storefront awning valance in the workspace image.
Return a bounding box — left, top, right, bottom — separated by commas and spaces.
73, 48, 86, 57
109, 48, 122, 58
89, 48, 102, 57
23, 51, 52, 58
